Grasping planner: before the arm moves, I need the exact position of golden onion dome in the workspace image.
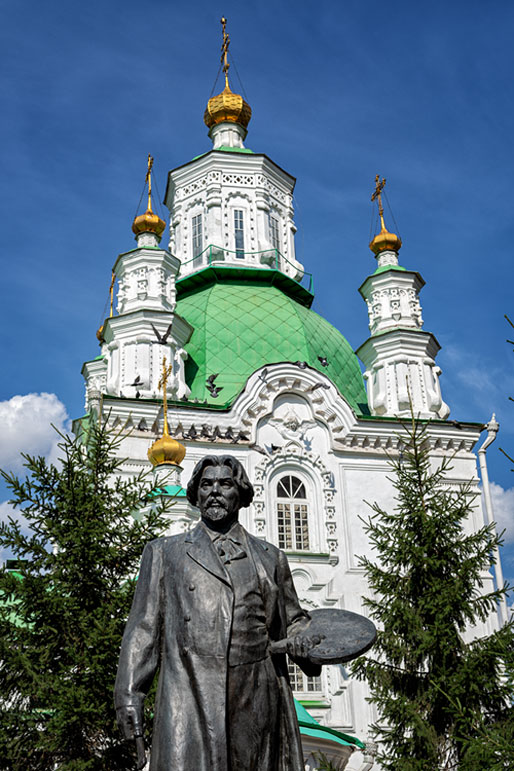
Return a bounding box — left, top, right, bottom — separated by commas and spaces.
369, 226, 402, 255
132, 207, 166, 238
147, 432, 186, 468
204, 82, 252, 130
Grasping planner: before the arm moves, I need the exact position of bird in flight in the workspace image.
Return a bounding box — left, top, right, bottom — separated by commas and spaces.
129, 375, 142, 387
206, 373, 219, 385
151, 323, 173, 345
308, 382, 330, 392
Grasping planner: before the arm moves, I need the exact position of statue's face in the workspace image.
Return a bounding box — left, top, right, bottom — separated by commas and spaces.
198, 465, 241, 525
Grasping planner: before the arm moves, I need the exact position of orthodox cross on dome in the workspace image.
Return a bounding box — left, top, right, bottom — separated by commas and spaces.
145, 153, 155, 212
371, 174, 387, 231
109, 270, 115, 318
220, 16, 231, 87
369, 174, 402, 256
158, 356, 173, 436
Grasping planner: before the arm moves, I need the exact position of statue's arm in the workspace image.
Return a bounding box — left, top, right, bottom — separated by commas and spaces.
114, 540, 163, 737
278, 549, 322, 678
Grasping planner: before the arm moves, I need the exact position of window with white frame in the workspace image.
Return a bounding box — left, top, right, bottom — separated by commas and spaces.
269, 214, 280, 252
234, 209, 245, 258
192, 213, 203, 265
276, 475, 310, 551
287, 660, 323, 693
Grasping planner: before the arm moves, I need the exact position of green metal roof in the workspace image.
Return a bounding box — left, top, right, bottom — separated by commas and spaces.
373, 263, 406, 275
295, 701, 365, 749
147, 484, 187, 498
176, 266, 369, 415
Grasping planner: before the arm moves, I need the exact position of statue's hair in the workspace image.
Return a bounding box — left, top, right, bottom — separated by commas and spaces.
186, 455, 254, 509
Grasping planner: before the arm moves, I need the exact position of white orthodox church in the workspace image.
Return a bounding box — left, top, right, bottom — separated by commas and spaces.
77, 27, 505, 770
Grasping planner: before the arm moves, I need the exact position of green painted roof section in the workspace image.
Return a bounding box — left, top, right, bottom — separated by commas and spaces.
147, 484, 187, 498
216, 146, 254, 153
176, 268, 369, 415
373, 264, 407, 275
295, 701, 365, 749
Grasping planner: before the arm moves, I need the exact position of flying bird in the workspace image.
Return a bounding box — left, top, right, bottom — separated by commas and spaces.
129, 375, 142, 387
206, 381, 224, 398
308, 382, 330, 392
318, 356, 329, 367
206, 373, 219, 385
151, 322, 173, 345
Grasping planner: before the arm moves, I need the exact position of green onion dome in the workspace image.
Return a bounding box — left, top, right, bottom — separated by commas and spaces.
175, 266, 369, 414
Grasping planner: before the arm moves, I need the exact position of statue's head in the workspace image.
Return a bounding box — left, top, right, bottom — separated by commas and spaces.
187, 455, 254, 528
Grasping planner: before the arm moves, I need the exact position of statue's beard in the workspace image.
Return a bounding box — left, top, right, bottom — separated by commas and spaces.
203, 499, 231, 522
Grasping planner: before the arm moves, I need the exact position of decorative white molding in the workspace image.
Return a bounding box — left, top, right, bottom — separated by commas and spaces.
165, 152, 303, 279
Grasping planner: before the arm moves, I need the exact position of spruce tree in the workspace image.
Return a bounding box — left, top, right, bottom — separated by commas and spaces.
351, 416, 514, 770
0, 420, 170, 770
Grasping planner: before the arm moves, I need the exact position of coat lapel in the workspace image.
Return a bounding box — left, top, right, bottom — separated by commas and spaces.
185, 522, 231, 586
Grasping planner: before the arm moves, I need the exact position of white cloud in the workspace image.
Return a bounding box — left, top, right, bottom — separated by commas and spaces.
490, 482, 514, 543
0, 393, 70, 473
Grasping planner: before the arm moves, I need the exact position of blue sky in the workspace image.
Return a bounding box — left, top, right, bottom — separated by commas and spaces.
1, 0, 514, 583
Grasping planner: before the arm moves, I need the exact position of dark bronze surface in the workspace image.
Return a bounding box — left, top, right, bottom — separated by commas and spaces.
270, 608, 376, 665
114, 455, 375, 770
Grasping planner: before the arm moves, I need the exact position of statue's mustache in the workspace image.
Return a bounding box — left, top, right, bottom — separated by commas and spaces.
206, 497, 227, 508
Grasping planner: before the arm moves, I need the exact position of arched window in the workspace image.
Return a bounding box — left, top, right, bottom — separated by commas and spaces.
276, 475, 310, 551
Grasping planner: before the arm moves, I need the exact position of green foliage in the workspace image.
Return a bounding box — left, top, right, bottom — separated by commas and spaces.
313, 750, 347, 770
351, 416, 514, 770
0, 420, 170, 770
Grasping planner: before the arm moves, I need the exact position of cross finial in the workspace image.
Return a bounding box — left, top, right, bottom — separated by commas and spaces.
371, 174, 387, 230
109, 270, 115, 318
158, 356, 173, 436
145, 154, 154, 212
220, 16, 230, 88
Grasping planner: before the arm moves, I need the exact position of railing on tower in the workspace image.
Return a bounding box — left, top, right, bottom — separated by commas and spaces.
178, 245, 313, 293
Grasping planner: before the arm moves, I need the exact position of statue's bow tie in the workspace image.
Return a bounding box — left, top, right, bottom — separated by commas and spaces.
213, 534, 247, 564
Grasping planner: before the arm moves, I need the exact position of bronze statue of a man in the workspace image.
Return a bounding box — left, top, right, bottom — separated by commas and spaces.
114, 455, 321, 770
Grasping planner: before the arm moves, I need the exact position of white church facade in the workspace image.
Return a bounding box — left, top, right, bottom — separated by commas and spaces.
77, 30, 504, 771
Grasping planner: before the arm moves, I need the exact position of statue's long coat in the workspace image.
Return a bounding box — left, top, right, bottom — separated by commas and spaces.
114, 523, 315, 770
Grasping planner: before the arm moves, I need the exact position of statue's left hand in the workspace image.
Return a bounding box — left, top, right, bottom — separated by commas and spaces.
285, 634, 322, 659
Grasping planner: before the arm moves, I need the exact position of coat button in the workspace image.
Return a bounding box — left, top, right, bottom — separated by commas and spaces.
189, 584, 195, 591
184, 615, 191, 622
182, 646, 189, 655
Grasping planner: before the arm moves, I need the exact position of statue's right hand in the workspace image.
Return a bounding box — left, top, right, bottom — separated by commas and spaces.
116, 705, 143, 741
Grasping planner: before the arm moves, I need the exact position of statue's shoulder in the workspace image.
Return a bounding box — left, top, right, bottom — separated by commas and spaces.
146, 533, 188, 553
244, 530, 281, 560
